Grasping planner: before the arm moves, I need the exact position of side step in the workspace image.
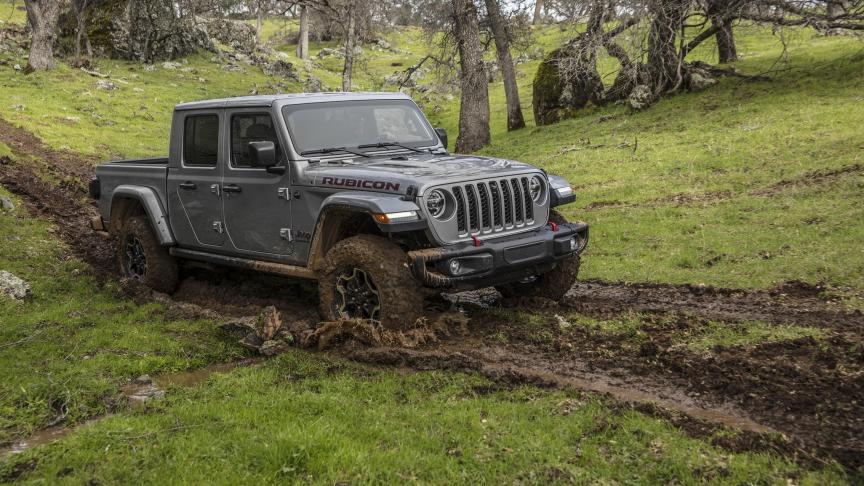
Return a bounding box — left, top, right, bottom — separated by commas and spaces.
169, 248, 318, 281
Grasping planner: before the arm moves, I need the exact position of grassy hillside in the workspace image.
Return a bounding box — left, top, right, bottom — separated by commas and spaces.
482, 35, 864, 295
2, 3, 862, 300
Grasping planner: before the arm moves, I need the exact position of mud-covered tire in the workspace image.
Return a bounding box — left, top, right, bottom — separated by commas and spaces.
497, 210, 580, 301
116, 216, 178, 293
318, 234, 424, 330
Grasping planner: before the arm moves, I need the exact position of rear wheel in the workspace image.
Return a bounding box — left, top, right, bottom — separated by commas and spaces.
318, 234, 424, 330
117, 216, 178, 293
497, 210, 580, 301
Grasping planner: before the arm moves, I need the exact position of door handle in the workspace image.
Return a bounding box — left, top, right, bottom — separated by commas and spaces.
179, 182, 197, 190
223, 184, 242, 193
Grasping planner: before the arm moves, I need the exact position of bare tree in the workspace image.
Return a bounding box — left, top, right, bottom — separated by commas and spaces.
484, 0, 526, 131
71, 0, 93, 65
452, 0, 490, 152
24, 0, 68, 71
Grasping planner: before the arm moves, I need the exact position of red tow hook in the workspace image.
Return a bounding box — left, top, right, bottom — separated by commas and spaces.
471, 235, 482, 247
549, 221, 558, 232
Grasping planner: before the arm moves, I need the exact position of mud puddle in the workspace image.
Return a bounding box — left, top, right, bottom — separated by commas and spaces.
122, 359, 261, 405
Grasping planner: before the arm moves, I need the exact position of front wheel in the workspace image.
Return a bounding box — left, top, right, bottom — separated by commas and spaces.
497, 210, 581, 301
318, 235, 425, 330
116, 216, 178, 293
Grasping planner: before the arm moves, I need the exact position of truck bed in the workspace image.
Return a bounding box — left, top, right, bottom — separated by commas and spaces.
94, 158, 170, 229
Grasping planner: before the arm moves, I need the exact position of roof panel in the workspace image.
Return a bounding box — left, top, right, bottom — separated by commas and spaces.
174, 92, 413, 111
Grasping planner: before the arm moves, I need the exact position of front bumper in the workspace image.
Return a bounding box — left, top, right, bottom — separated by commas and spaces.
407, 222, 589, 288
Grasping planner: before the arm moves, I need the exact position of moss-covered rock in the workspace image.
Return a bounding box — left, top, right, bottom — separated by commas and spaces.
532, 47, 604, 126
60, 0, 214, 62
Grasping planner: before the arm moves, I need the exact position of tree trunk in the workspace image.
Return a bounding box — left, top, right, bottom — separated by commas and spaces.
24, 0, 65, 71
532, 0, 543, 25
297, 4, 310, 60
646, 0, 688, 94
342, 10, 356, 92
255, 2, 264, 46
484, 0, 525, 131
73, 0, 91, 63
714, 18, 737, 63
707, 0, 738, 63
452, 0, 490, 152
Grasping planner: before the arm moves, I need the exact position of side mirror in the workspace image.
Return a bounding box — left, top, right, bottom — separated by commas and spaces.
434, 128, 448, 150
249, 141, 277, 168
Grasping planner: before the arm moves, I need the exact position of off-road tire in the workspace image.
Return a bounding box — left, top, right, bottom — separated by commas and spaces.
318, 234, 424, 330
117, 216, 178, 293
497, 210, 580, 301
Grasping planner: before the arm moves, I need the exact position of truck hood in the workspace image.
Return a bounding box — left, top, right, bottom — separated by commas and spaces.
302, 153, 540, 195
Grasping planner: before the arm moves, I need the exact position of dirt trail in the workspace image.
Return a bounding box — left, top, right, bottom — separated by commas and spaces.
1, 119, 862, 475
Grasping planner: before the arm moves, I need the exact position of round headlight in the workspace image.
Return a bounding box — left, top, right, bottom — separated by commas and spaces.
529, 176, 544, 202
427, 189, 447, 219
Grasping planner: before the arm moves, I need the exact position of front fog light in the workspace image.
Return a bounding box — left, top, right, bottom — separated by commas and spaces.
449, 259, 461, 275
569, 237, 578, 252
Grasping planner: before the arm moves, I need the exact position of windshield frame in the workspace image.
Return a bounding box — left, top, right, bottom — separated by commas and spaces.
280, 99, 439, 159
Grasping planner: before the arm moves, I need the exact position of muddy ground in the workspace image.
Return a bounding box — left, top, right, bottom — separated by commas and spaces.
1, 119, 862, 476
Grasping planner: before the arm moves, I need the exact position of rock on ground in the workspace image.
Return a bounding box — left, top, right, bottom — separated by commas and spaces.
0, 196, 14, 212
0, 270, 30, 300
628, 85, 656, 111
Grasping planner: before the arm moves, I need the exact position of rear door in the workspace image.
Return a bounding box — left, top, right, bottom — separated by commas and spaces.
166, 111, 226, 248
220, 108, 294, 259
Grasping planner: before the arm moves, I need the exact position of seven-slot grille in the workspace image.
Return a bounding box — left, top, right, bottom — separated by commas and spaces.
452, 176, 537, 236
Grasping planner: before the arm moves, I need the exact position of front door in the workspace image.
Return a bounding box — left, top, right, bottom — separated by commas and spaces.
167, 112, 226, 248
221, 109, 294, 259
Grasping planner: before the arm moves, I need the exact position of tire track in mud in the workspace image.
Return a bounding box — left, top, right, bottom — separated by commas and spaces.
565, 279, 864, 332
1, 118, 862, 475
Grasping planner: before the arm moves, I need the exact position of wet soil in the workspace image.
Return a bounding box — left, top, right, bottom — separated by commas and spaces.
1, 119, 862, 475
565, 280, 864, 332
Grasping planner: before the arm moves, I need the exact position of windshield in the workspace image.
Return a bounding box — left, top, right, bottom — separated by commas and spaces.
281, 99, 437, 155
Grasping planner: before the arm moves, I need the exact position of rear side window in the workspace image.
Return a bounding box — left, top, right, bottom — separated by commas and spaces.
230, 113, 281, 168
183, 115, 219, 166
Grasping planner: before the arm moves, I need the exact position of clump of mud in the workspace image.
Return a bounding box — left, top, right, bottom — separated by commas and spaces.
305, 313, 470, 351
221, 306, 470, 355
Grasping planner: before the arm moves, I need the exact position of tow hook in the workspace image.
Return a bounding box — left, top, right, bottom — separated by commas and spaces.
549, 221, 559, 232
471, 235, 482, 247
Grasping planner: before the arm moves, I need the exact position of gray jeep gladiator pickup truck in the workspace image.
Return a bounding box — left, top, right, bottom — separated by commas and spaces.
90, 92, 588, 328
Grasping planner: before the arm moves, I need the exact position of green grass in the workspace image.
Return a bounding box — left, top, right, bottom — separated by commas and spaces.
1, 351, 847, 484
486, 309, 825, 353
0, 1, 25, 26
685, 321, 824, 352
0, 52, 304, 159
0, 190, 244, 443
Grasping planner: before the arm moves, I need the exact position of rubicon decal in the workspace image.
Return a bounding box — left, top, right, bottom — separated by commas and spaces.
321, 176, 400, 192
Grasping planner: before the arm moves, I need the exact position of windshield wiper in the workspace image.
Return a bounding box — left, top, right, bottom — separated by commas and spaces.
357, 141, 430, 154
300, 147, 370, 158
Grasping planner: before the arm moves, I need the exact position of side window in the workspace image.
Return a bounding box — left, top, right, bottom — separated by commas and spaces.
183, 115, 219, 167
230, 113, 281, 168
